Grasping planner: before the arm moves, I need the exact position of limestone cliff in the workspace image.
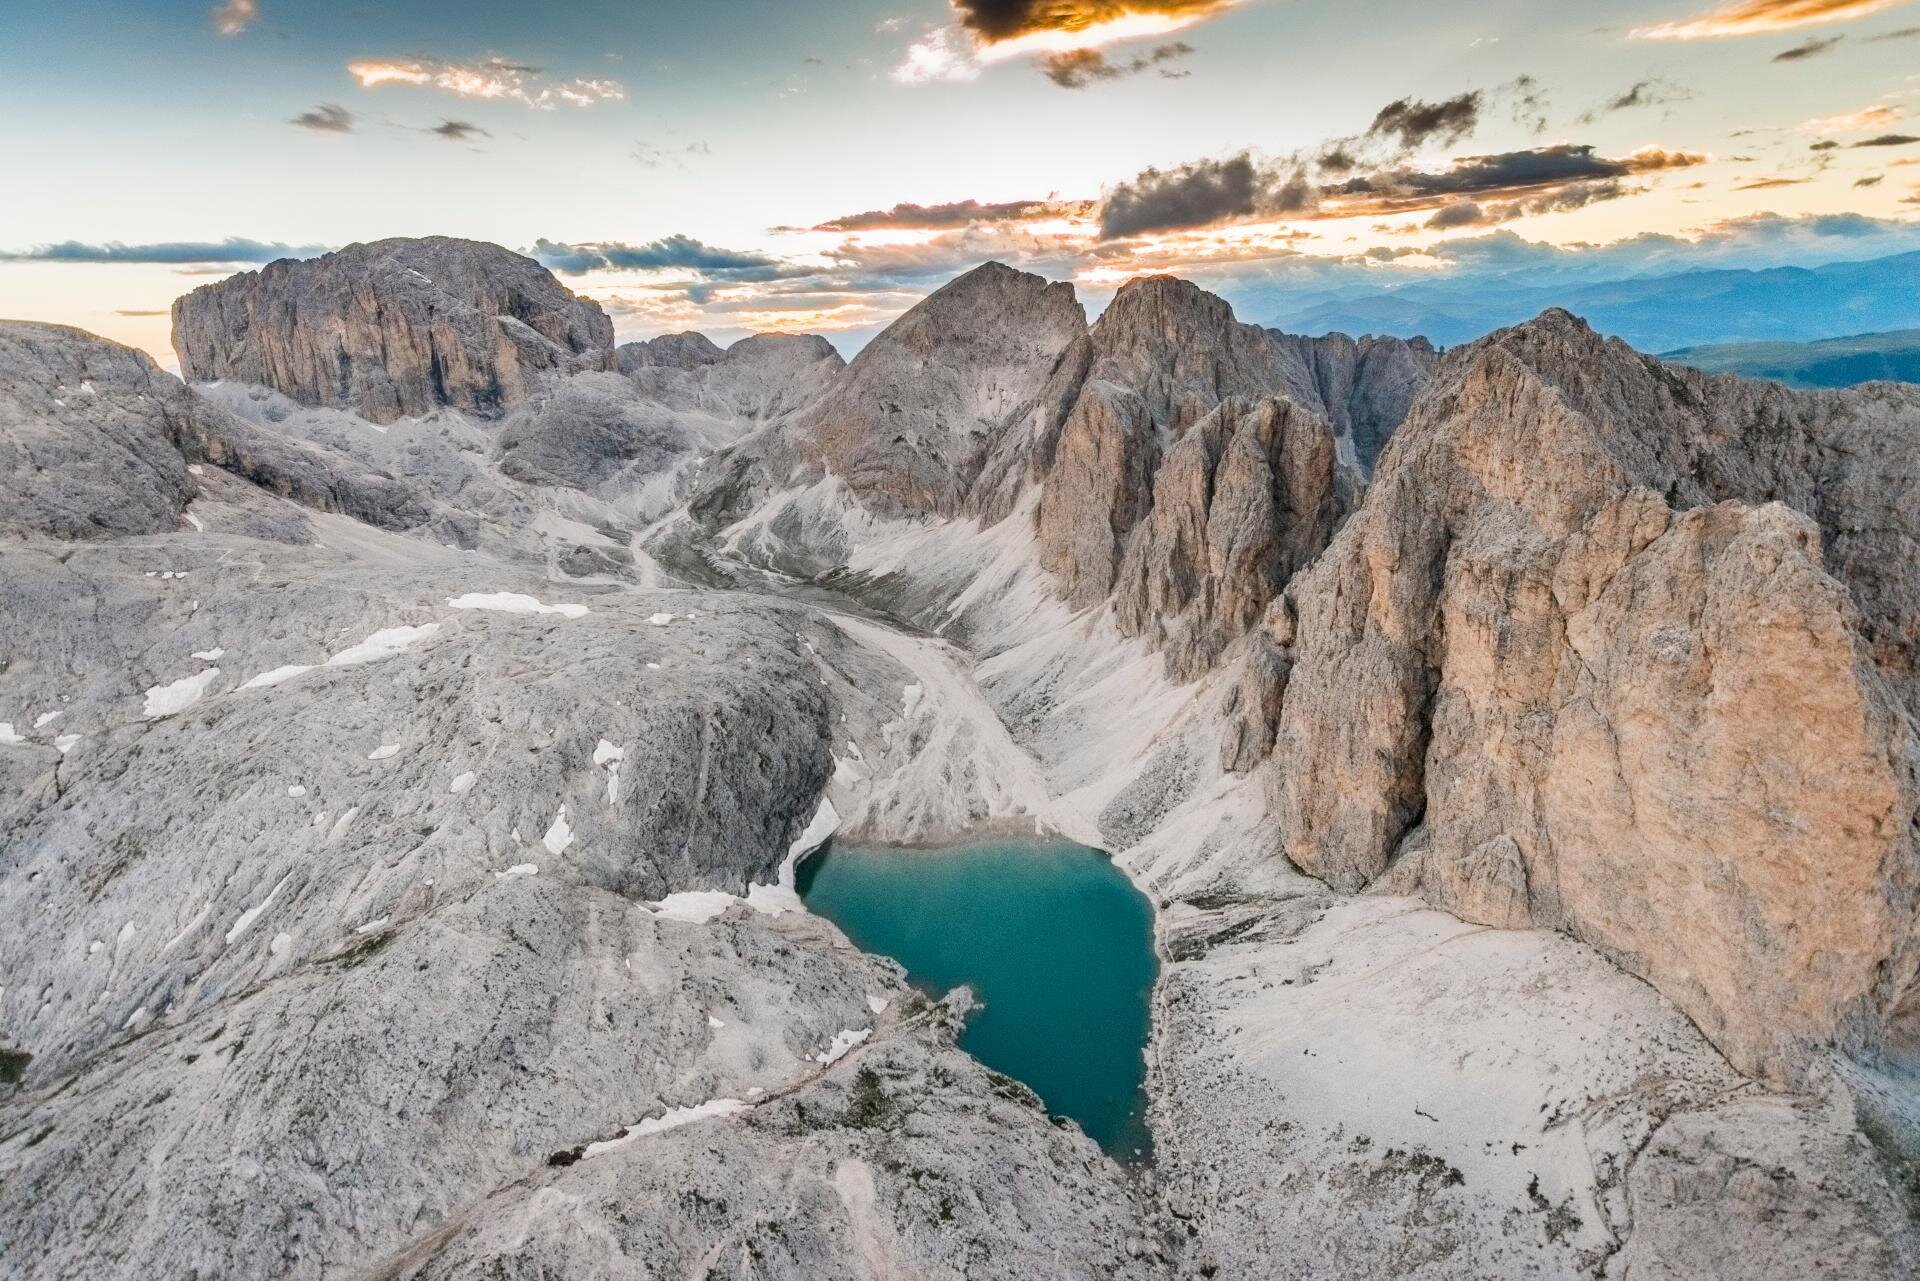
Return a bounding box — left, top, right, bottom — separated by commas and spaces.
1265, 309, 1920, 1084
172, 236, 615, 423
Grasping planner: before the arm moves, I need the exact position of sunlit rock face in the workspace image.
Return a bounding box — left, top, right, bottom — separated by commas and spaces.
172, 236, 616, 423
1265, 309, 1920, 1085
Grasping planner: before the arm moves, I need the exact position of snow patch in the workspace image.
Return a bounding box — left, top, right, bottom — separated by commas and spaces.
648, 891, 738, 924
594, 739, 625, 805
224, 874, 290, 946
814, 1027, 871, 1065
190, 648, 224, 662
33, 710, 62, 729
445, 592, 589, 619
745, 796, 839, 916
54, 733, 80, 755
583, 1098, 750, 1159
0, 723, 25, 747
354, 916, 389, 935
142, 667, 220, 718
449, 771, 476, 794
494, 863, 538, 879
647, 612, 676, 626
541, 806, 574, 855
286, 785, 306, 798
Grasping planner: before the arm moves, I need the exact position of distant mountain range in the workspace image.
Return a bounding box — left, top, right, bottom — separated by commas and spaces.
1663, 329, 1920, 389
1265, 251, 1920, 354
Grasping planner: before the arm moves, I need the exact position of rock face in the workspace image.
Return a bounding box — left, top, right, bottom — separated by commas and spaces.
1266, 309, 1920, 1083
793, 261, 1088, 517
172, 236, 615, 423
1, 321, 198, 537
617, 330, 724, 372
499, 334, 844, 520
0, 321, 432, 540
1030, 277, 1384, 679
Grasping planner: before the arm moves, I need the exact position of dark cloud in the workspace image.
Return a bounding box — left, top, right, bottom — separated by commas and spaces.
1041, 41, 1192, 88
1099, 153, 1308, 238
1427, 202, 1488, 229
290, 103, 353, 133
531, 235, 803, 281
1868, 24, 1920, 39
1853, 133, 1920, 146
1327, 144, 1706, 209
952, 0, 1226, 43
1576, 78, 1691, 123
1098, 142, 1707, 238
430, 119, 489, 141
1366, 92, 1481, 154
1810, 140, 1842, 150
1736, 176, 1809, 189
1772, 34, 1843, 59
0, 238, 328, 264
1856, 174, 1885, 186
808, 198, 1082, 232
1505, 74, 1550, 134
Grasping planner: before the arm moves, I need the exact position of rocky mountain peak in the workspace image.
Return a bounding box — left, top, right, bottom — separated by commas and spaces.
790, 261, 1087, 517
617, 331, 725, 373
172, 235, 615, 424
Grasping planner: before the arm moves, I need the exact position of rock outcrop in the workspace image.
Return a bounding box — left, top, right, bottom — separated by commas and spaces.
617, 330, 723, 372
1, 321, 432, 540
793, 261, 1088, 517
172, 236, 615, 423
1266, 309, 1920, 1083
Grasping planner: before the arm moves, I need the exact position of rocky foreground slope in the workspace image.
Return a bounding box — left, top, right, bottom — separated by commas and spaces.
5, 241, 1919, 1280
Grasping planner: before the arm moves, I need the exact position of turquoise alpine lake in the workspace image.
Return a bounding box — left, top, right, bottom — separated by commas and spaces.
795, 837, 1159, 1162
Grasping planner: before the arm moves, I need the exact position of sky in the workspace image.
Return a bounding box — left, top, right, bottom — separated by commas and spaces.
3, 0, 1919, 367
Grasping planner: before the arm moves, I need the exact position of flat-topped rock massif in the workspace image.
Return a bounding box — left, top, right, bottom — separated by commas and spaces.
5, 240, 1918, 1280
172, 236, 616, 423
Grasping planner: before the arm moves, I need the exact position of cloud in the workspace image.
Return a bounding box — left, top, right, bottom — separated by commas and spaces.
1772, 33, 1846, 56
1099, 153, 1306, 237
1633, 0, 1917, 40
347, 55, 625, 109
1856, 174, 1885, 185
1853, 133, 1920, 145
430, 120, 490, 142
633, 140, 713, 169
806, 198, 1085, 231
289, 104, 354, 133
0, 238, 327, 265
1366, 93, 1482, 153
952, 0, 1232, 46
895, 1, 1246, 83
113, 309, 171, 317
1576, 78, 1692, 123
892, 28, 982, 83
1041, 41, 1192, 87
530, 235, 801, 280
1737, 176, 1810, 188
1867, 23, 1920, 36
1803, 103, 1904, 133
1096, 142, 1708, 238
209, 0, 257, 36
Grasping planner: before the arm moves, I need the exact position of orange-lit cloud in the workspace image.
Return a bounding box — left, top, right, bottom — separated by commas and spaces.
346, 55, 625, 109
1632, 0, 1916, 40
1802, 103, 1904, 135
894, 0, 1249, 83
